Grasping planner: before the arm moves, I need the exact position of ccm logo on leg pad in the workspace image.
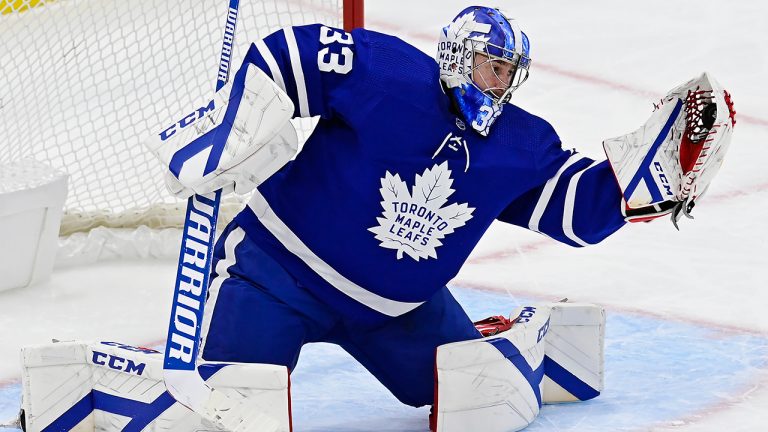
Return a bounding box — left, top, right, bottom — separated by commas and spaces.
91, 351, 146, 376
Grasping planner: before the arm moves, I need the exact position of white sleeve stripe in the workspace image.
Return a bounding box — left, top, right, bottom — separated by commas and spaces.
255, 40, 286, 93
563, 160, 601, 247
199, 226, 246, 359
247, 190, 425, 317
528, 153, 584, 233
282, 27, 310, 117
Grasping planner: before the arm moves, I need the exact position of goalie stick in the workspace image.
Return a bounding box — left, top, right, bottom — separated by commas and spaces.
161, 1, 280, 431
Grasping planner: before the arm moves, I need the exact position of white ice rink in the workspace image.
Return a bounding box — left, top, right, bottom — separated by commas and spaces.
1, 0, 767, 430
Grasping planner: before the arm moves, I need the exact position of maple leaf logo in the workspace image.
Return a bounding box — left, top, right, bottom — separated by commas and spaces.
444, 10, 491, 41
368, 162, 475, 261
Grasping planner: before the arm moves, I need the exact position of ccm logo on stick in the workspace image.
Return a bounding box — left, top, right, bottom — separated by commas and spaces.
159, 99, 216, 141
91, 351, 147, 376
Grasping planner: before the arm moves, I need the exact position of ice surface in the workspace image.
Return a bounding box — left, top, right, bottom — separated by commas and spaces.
2, 287, 767, 430
1, 0, 767, 430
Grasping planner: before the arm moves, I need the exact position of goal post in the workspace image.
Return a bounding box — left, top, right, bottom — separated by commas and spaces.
343, 0, 364, 31
0, 0, 364, 237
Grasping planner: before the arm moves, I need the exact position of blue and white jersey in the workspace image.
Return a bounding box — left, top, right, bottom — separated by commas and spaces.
231, 24, 626, 325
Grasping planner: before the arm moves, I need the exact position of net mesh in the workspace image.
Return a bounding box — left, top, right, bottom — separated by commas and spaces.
0, 0, 344, 235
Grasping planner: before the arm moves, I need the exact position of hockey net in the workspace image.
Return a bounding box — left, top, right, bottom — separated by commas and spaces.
0, 0, 362, 239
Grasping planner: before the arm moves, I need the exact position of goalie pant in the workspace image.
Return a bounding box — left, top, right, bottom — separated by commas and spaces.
200, 222, 482, 408
200, 223, 605, 419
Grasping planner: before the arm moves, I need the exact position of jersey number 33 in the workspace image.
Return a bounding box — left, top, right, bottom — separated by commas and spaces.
317, 26, 354, 74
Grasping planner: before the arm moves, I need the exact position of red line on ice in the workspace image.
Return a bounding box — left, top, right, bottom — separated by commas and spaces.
0, 378, 19, 388
466, 238, 552, 264
706, 181, 768, 203
453, 279, 768, 338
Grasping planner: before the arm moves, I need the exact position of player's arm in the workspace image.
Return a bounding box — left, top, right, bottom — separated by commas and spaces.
241, 23, 360, 120
497, 138, 627, 248
145, 24, 361, 198
498, 73, 735, 245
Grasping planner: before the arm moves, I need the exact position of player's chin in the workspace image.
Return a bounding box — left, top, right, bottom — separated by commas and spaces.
488, 88, 506, 99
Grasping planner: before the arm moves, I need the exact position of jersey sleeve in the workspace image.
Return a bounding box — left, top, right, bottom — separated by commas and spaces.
233, 24, 363, 120
497, 126, 627, 247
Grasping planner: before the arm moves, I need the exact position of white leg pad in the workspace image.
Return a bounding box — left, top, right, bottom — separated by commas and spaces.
434, 302, 605, 431
20, 341, 291, 432
543, 303, 605, 403
434, 305, 551, 432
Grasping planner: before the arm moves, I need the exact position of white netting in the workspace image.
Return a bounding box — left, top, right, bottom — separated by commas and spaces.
0, 0, 345, 235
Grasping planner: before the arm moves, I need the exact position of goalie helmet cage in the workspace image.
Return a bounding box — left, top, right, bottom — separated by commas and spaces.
0, 0, 364, 236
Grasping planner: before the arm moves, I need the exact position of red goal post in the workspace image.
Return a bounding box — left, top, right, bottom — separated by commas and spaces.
344, 0, 364, 31
0, 0, 364, 237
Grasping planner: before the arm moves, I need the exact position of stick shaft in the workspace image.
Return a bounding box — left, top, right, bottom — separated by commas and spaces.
162, 0, 240, 412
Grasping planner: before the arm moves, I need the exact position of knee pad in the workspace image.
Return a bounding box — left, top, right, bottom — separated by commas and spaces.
433, 302, 604, 432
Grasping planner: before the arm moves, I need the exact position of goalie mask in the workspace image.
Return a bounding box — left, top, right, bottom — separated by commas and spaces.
437, 6, 531, 136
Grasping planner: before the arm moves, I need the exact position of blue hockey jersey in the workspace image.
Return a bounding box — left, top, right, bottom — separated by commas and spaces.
231, 24, 626, 325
